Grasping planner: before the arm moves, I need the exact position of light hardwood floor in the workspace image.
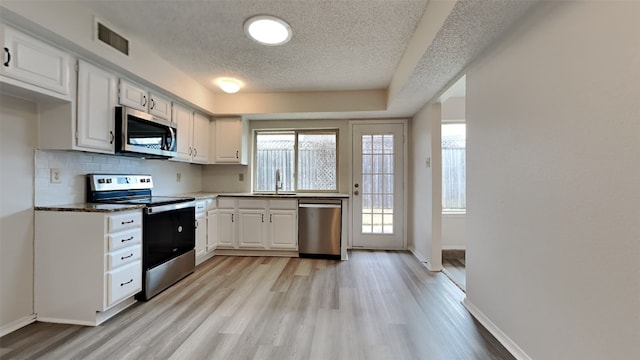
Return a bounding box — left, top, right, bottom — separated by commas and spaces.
1, 251, 513, 360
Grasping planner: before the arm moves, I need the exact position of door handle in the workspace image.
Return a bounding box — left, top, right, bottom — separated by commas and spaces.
354, 191, 359, 195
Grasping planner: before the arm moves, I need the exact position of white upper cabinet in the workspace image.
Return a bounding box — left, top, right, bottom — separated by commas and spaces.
76, 60, 117, 153
1, 24, 71, 97
119, 79, 148, 112
172, 103, 210, 164
192, 112, 210, 164
149, 93, 171, 120
119, 79, 172, 121
172, 103, 193, 162
213, 117, 248, 164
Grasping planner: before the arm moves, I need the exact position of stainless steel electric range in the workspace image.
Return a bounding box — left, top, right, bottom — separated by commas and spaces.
87, 174, 196, 300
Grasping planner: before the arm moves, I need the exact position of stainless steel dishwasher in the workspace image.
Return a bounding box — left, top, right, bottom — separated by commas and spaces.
298, 199, 342, 259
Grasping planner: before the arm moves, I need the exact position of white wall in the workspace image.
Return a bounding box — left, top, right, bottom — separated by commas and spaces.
441, 214, 465, 250
408, 103, 441, 270
465, 2, 640, 359
0, 94, 37, 334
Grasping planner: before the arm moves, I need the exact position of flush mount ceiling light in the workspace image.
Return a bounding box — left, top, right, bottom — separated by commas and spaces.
216, 78, 242, 93
244, 15, 292, 46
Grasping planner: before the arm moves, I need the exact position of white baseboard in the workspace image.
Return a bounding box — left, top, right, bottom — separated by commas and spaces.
462, 298, 531, 360
408, 247, 442, 272
0, 314, 36, 337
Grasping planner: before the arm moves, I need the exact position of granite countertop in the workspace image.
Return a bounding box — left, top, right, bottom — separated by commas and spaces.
35, 203, 145, 213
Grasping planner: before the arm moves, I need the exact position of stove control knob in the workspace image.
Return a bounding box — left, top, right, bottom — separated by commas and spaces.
98, 179, 105, 184
106, 179, 112, 183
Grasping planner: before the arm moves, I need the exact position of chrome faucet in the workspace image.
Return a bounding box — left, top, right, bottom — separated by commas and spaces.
275, 168, 282, 194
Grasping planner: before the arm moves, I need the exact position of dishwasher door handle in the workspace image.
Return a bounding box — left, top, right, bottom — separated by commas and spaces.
299, 204, 341, 209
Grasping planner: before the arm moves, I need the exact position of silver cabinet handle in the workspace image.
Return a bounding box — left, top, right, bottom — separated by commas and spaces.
110, 131, 115, 144
120, 279, 134, 286
121, 220, 134, 225
121, 253, 134, 260
142, 95, 147, 107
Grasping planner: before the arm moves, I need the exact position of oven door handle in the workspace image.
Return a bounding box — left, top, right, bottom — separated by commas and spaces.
146, 201, 196, 214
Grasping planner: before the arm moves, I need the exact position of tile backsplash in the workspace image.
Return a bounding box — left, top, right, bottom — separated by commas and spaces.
35, 150, 202, 206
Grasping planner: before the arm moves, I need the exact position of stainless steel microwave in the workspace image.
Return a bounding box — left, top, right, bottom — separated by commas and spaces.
115, 106, 177, 158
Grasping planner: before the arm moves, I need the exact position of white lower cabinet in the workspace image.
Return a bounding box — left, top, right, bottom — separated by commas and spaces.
268, 208, 298, 250
34, 209, 142, 326
238, 207, 267, 249
195, 199, 215, 265
214, 197, 298, 252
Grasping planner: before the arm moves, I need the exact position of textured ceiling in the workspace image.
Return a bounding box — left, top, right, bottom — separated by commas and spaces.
83, 0, 429, 93
80, 0, 539, 119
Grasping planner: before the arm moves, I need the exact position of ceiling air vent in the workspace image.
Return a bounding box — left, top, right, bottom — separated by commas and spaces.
97, 22, 129, 56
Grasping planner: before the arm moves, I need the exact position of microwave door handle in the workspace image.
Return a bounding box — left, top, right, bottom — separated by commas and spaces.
167, 126, 176, 151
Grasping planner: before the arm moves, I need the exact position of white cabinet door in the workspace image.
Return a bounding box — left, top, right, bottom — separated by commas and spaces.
1, 25, 71, 95
238, 209, 265, 248
214, 118, 242, 163
207, 210, 217, 252
195, 212, 207, 259
268, 209, 298, 250
149, 93, 171, 120
172, 103, 193, 162
192, 112, 210, 164
216, 210, 236, 249
119, 79, 148, 112
76, 60, 117, 153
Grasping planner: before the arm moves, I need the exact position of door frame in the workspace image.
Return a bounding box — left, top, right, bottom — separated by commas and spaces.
348, 119, 409, 250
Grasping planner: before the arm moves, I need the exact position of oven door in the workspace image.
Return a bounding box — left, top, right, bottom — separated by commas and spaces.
143, 202, 195, 270
116, 106, 177, 158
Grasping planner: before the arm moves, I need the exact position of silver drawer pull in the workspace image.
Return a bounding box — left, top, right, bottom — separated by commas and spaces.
121, 220, 135, 225
121, 253, 134, 260
120, 279, 134, 287
121, 236, 134, 243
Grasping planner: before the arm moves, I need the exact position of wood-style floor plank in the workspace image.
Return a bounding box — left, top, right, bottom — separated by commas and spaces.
0, 251, 513, 360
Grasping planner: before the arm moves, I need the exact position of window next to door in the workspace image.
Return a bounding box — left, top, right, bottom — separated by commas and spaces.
254, 130, 338, 193
442, 123, 466, 214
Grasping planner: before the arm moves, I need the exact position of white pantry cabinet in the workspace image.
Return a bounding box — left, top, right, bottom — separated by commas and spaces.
34, 209, 142, 326
211, 117, 249, 164
119, 79, 171, 120
1, 24, 72, 97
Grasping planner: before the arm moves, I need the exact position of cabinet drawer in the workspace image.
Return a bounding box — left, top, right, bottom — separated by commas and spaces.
108, 245, 141, 270
269, 199, 298, 210
218, 198, 236, 209
107, 228, 142, 251
107, 212, 142, 233
107, 261, 141, 307
238, 199, 266, 209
